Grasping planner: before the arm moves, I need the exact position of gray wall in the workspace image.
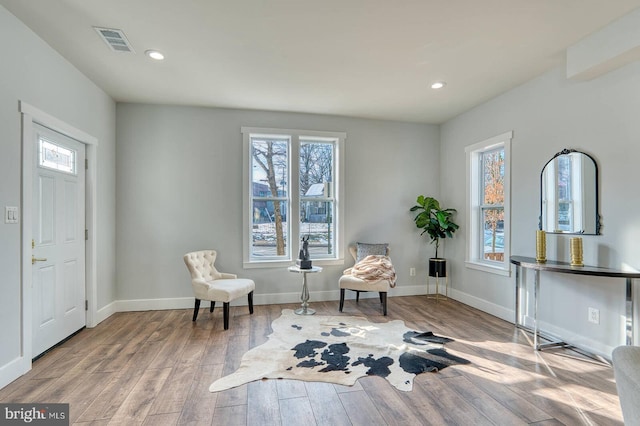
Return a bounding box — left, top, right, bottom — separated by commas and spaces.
441, 62, 640, 355
115, 104, 440, 304
5, 0, 637, 376
0, 6, 116, 373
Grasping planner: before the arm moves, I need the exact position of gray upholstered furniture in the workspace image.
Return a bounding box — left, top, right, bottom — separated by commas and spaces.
183, 250, 255, 329
612, 345, 640, 426
339, 244, 391, 316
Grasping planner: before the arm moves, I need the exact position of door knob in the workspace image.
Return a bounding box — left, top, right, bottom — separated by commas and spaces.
32, 255, 47, 265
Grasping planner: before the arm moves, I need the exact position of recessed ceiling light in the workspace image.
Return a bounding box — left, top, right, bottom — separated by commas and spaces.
145, 50, 165, 60
431, 81, 446, 89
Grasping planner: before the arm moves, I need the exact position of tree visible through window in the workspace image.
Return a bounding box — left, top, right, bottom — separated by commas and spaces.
244, 128, 344, 266
300, 141, 334, 255
465, 131, 511, 274
482, 148, 504, 261
251, 137, 288, 256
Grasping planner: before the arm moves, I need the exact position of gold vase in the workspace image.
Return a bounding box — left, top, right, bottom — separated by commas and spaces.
570, 237, 583, 266
536, 230, 546, 263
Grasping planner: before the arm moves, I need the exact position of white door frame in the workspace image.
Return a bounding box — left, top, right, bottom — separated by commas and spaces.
19, 101, 98, 372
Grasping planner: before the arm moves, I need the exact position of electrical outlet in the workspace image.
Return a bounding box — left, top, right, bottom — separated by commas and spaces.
409, 267, 416, 276
588, 307, 600, 324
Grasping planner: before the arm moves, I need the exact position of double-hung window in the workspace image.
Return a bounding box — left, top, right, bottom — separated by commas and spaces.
242, 127, 345, 267
465, 131, 512, 275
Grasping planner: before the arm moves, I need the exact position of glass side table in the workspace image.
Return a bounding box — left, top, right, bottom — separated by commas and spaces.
288, 265, 323, 315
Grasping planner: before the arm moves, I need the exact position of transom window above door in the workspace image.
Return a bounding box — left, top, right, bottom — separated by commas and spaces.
39, 137, 77, 175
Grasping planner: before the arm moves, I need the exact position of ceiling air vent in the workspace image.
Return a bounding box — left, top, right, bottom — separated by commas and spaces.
93, 27, 135, 53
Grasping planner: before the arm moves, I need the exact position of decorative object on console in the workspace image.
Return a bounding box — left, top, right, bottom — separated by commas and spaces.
410, 196, 459, 298
536, 230, 546, 263
570, 237, 584, 266
296, 235, 312, 269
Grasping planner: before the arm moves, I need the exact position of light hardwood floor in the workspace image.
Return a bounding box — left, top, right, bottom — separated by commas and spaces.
0, 296, 624, 425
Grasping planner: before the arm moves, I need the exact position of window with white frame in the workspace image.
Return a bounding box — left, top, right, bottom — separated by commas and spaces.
465, 131, 512, 275
39, 137, 77, 175
242, 127, 345, 267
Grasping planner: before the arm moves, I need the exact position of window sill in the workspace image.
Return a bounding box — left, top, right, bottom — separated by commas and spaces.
465, 260, 511, 277
244, 258, 344, 269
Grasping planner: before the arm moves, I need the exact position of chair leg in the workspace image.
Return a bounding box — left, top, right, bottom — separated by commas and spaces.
192, 299, 201, 322
381, 292, 387, 316
339, 289, 345, 312
379, 292, 384, 303
248, 291, 254, 315
210, 301, 215, 313
223, 302, 230, 330
356, 291, 360, 303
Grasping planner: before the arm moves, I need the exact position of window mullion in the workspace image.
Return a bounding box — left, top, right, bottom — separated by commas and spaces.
290, 135, 300, 256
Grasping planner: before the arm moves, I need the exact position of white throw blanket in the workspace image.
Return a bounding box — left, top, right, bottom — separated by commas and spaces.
343, 255, 397, 287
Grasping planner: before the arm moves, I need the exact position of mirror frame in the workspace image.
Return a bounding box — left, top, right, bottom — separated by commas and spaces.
538, 148, 601, 235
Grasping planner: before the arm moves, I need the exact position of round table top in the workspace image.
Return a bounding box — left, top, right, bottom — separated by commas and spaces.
288, 265, 323, 273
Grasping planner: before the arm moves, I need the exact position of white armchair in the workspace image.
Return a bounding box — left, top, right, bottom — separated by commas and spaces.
339, 244, 392, 316
183, 250, 255, 329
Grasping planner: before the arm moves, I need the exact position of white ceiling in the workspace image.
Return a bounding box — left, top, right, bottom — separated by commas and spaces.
3, 0, 640, 124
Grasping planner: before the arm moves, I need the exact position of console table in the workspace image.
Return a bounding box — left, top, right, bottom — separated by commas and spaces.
510, 255, 640, 351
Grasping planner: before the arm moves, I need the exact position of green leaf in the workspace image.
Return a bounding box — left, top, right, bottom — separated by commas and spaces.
409, 195, 459, 256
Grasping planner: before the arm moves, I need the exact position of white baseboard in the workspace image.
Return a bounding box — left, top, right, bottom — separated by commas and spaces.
255, 290, 336, 305
522, 314, 615, 358
448, 291, 614, 357
94, 301, 118, 325
92, 285, 430, 324
88, 286, 615, 358
0, 356, 30, 390
391, 284, 429, 297
114, 297, 194, 312
449, 288, 514, 323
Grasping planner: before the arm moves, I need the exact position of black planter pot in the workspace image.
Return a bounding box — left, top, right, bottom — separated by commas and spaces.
428, 258, 447, 278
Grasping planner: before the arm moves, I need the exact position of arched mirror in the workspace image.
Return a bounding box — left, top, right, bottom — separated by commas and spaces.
539, 149, 600, 234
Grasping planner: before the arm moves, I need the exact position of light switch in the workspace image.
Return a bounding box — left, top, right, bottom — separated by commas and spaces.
5, 206, 18, 224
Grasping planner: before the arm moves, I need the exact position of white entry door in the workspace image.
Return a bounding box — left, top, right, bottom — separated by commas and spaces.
32, 123, 86, 357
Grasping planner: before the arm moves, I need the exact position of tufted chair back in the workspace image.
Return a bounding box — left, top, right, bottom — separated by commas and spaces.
183, 250, 223, 281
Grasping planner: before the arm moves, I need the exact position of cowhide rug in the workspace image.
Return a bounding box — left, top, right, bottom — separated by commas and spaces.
210, 309, 470, 392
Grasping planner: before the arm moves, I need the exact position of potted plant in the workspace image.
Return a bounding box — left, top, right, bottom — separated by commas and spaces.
410, 196, 459, 279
